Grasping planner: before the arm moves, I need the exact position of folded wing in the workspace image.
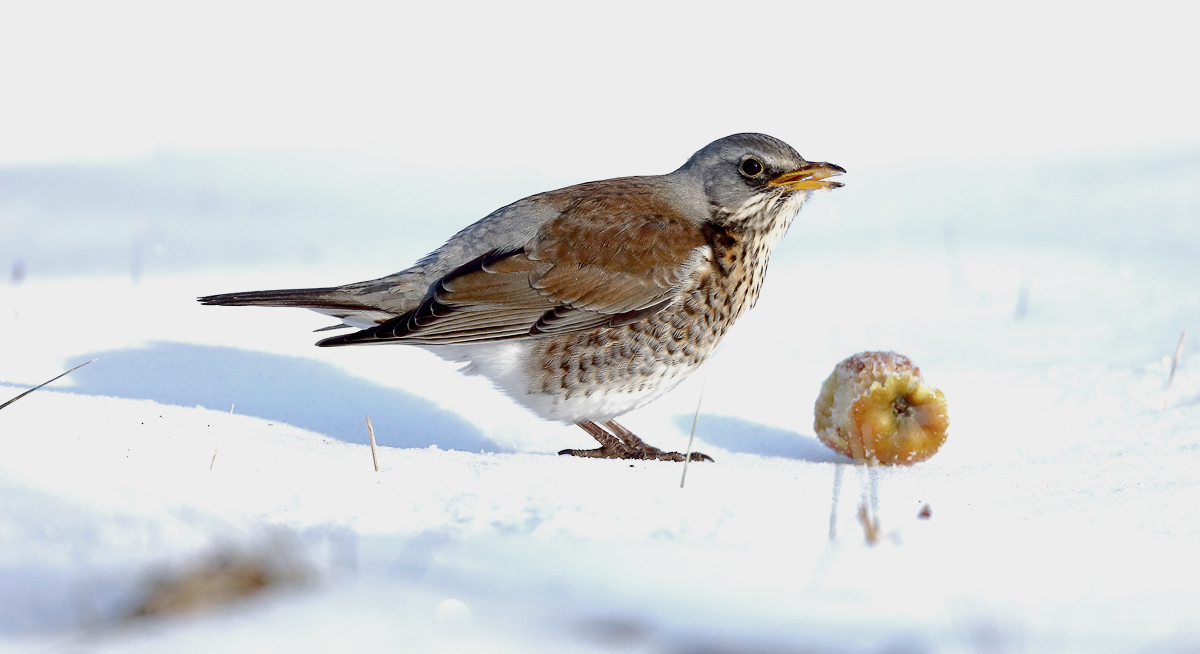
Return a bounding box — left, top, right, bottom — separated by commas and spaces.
318, 180, 710, 347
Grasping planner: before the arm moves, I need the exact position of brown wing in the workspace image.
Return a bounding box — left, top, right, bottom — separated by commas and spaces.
318, 179, 708, 346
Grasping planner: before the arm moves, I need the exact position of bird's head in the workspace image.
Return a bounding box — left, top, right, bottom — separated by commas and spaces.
673, 133, 844, 231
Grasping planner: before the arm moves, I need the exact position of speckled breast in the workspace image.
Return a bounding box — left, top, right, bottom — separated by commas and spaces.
527, 227, 762, 408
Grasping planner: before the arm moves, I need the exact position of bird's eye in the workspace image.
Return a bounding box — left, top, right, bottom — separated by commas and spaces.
739, 157, 764, 178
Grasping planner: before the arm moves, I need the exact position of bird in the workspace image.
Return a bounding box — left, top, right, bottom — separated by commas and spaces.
199, 133, 844, 462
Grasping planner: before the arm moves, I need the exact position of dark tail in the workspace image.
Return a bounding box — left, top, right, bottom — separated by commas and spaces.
198, 287, 367, 311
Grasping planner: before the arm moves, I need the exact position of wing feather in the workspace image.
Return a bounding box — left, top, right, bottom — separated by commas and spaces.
319, 179, 710, 347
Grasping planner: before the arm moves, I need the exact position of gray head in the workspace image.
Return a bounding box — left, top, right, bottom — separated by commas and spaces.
671, 133, 844, 228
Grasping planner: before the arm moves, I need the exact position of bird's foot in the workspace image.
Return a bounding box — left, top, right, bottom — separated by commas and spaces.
559, 420, 713, 462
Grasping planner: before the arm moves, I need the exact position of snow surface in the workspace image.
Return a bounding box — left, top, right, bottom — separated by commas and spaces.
2, 148, 1200, 652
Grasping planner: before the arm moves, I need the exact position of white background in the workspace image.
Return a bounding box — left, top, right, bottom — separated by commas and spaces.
3, 1, 1199, 172
2, 2, 1200, 652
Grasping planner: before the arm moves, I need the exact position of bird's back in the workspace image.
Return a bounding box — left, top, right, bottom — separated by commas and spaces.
201, 174, 690, 333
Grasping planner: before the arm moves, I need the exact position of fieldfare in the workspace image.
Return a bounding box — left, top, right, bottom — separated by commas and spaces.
200, 133, 844, 461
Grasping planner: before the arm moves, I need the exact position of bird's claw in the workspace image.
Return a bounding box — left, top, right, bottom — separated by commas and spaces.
557, 447, 712, 462
564, 420, 714, 462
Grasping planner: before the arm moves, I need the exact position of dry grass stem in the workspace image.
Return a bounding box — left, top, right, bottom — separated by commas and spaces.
858, 502, 881, 546
1165, 331, 1187, 410
131, 555, 272, 618
209, 450, 218, 471
128, 543, 311, 619
366, 415, 379, 472
0, 359, 97, 412
679, 380, 706, 488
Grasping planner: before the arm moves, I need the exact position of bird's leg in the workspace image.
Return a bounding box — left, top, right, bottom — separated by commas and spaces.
559, 421, 638, 459
605, 420, 713, 462
558, 420, 713, 462
602, 420, 663, 453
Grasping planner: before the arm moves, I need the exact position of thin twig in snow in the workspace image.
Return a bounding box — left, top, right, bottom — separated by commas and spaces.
858, 502, 880, 546
366, 416, 379, 472
855, 464, 882, 545
0, 359, 97, 412
680, 380, 706, 488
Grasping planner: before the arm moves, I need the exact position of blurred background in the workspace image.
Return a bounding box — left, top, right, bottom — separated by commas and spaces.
3, 0, 1199, 282
4, 3, 1200, 650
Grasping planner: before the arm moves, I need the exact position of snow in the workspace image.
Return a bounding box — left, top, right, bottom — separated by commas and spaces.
2, 147, 1200, 652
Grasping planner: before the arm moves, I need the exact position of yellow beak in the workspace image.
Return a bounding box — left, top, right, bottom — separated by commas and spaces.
768, 161, 846, 191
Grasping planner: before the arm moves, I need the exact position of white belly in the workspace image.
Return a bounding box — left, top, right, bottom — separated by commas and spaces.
421, 341, 698, 424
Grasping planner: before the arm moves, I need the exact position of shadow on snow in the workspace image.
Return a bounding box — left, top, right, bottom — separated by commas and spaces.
672, 413, 844, 463
56, 342, 504, 453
